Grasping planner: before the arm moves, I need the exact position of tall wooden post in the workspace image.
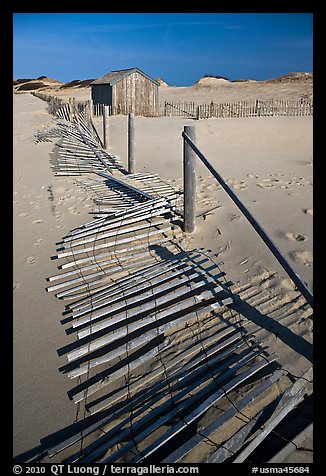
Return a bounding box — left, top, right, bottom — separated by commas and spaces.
102, 105, 109, 149
183, 125, 196, 233
128, 112, 135, 174
88, 99, 93, 119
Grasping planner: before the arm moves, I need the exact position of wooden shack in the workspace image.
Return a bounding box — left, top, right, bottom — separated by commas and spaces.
91, 67, 160, 116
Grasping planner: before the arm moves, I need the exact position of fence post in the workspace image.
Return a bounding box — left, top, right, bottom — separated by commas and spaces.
102, 105, 109, 149
68, 97, 73, 115
88, 100, 93, 119
183, 125, 196, 233
128, 112, 136, 174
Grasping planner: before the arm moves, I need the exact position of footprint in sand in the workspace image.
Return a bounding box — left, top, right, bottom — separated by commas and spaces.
289, 250, 313, 266
33, 238, 44, 247
13, 282, 20, 292
303, 208, 313, 216
206, 184, 215, 190
68, 206, 80, 215
247, 174, 259, 179
57, 197, 67, 205
233, 182, 247, 190
25, 256, 37, 265
284, 232, 306, 242
18, 212, 29, 217
13, 201, 20, 205
257, 179, 274, 188
32, 219, 43, 224
227, 179, 247, 190
228, 213, 241, 222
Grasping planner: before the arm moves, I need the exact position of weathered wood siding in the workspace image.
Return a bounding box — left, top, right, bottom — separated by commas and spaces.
112, 72, 158, 115
91, 84, 112, 106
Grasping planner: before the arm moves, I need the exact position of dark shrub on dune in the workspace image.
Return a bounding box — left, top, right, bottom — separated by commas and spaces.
60, 80, 81, 89
203, 74, 230, 81
60, 79, 95, 89
17, 82, 46, 91
16, 78, 33, 84
78, 79, 95, 88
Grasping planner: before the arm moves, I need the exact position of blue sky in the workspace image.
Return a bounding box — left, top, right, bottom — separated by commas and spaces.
13, 13, 313, 86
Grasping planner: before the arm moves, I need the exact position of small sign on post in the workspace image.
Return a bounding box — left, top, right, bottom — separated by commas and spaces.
128, 112, 135, 174
183, 125, 196, 233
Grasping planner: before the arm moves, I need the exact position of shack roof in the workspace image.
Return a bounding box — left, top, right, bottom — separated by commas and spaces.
91, 68, 160, 86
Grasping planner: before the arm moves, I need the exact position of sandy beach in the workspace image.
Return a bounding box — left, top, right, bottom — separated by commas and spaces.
13, 94, 94, 458
13, 79, 313, 462
100, 113, 313, 291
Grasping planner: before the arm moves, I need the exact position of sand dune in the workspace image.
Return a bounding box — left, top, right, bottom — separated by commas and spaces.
14, 71, 313, 103
263, 72, 313, 83
194, 76, 231, 87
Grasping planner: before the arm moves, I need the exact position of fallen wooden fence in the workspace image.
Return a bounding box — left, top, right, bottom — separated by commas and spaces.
32, 91, 90, 118
27, 99, 312, 463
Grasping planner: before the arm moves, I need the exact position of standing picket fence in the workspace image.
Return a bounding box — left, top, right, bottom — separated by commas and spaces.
195, 98, 313, 119
32, 92, 313, 120
94, 98, 313, 118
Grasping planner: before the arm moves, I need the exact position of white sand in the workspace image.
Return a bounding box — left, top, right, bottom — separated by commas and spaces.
13, 80, 313, 462
97, 114, 313, 291
13, 94, 94, 458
